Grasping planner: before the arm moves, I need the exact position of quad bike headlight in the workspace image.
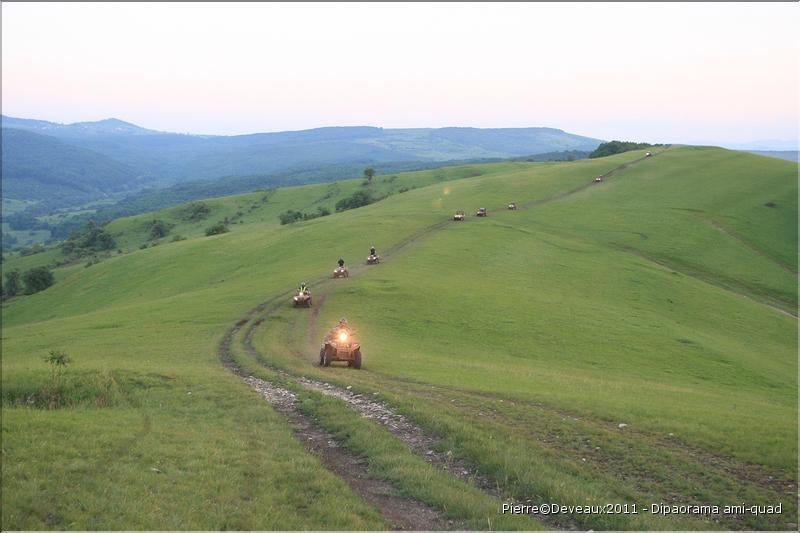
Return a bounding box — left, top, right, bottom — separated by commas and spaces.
339, 332, 348, 341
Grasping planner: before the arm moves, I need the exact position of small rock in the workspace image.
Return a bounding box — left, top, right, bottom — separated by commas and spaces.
151, 467, 162, 473
618, 423, 628, 429
582, 458, 586, 462
187, 391, 192, 395
668, 433, 674, 437
346, 385, 352, 390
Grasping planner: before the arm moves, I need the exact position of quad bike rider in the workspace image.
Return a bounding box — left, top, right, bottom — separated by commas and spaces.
319, 318, 362, 369
293, 282, 312, 307
333, 257, 349, 278
367, 245, 380, 265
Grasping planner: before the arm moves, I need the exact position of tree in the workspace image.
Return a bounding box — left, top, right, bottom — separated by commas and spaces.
363, 167, 375, 183
22, 266, 55, 294
3, 270, 21, 297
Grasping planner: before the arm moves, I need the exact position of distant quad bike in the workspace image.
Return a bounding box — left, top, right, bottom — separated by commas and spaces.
476, 207, 488, 217
333, 266, 349, 278
595, 176, 603, 183
508, 202, 517, 210
645, 152, 652, 157
319, 329, 362, 369
292, 291, 312, 308
453, 211, 466, 221
366, 254, 380, 265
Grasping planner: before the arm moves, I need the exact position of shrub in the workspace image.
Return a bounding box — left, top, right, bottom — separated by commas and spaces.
589, 140, 661, 159
19, 243, 45, 256
61, 221, 116, 256
279, 210, 304, 225
22, 266, 55, 294
205, 222, 229, 236
335, 190, 376, 212
3, 270, 21, 297
145, 219, 172, 240
279, 207, 331, 225
179, 202, 212, 221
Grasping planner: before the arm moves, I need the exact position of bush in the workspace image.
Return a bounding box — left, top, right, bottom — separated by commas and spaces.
61, 221, 116, 256
335, 190, 376, 212
3, 270, 21, 297
19, 243, 45, 256
22, 266, 55, 294
171, 235, 186, 242
279, 206, 331, 225
589, 140, 661, 159
279, 210, 304, 225
179, 202, 212, 221
205, 222, 229, 236
145, 219, 172, 240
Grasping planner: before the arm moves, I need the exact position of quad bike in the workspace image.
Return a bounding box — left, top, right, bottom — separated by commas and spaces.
453, 211, 466, 221
507, 203, 517, 210
645, 152, 652, 157
366, 254, 380, 265
476, 207, 488, 217
595, 176, 603, 183
319, 329, 362, 369
292, 290, 312, 308
333, 266, 349, 278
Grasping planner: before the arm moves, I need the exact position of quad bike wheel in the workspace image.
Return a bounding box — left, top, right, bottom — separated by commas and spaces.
352, 349, 362, 370
323, 347, 333, 367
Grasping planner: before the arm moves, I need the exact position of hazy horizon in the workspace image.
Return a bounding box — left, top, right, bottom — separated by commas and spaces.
2, 2, 798, 145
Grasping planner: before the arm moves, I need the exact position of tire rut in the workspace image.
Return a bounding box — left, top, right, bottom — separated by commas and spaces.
219, 317, 451, 530
216, 151, 669, 531
244, 297, 575, 530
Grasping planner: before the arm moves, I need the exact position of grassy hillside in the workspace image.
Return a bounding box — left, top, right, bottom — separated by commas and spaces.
2, 147, 796, 530
1, 128, 142, 203
2, 115, 601, 206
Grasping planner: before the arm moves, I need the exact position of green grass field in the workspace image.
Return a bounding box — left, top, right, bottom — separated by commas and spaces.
2, 147, 797, 530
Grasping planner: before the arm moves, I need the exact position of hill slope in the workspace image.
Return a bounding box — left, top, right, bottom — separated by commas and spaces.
2, 147, 796, 530
1, 128, 142, 203
1, 115, 602, 205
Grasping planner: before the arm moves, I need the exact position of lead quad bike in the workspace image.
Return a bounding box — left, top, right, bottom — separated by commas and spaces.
476, 207, 488, 217
319, 329, 362, 369
366, 254, 380, 265
333, 266, 349, 278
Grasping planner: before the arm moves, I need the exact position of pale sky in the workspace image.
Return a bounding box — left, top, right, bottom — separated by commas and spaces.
2, 2, 798, 145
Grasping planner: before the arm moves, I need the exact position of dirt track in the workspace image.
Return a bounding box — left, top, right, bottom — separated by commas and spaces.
215, 150, 670, 530
219, 317, 452, 530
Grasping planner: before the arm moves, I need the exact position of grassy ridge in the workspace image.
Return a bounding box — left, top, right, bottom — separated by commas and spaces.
2, 147, 797, 529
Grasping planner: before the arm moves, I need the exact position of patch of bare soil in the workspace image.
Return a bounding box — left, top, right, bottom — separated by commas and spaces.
219, 318, 450, 530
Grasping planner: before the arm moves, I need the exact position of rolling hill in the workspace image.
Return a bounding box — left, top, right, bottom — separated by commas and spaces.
2, 147, 796, 530
1, 128, 143, 203
1, 115, 602, 208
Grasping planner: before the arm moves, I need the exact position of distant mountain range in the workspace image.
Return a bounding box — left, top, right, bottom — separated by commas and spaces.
1, 115, 602, 207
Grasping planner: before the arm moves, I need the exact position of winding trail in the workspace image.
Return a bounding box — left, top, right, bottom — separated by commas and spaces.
215, 150, 673, 530
219, 318, 452, 530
